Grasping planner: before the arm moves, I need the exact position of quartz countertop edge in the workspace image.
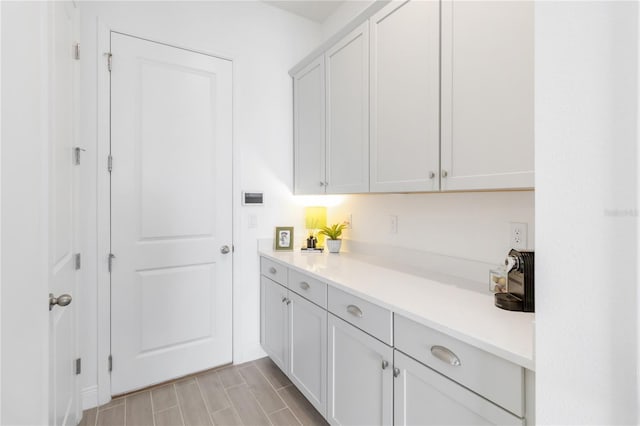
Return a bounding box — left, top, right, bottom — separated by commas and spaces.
259, 249, 535, 371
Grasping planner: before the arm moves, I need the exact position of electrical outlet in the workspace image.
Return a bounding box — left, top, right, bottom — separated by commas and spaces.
390, 215, 398, 234
343, 214, 352, 229
510, 222, 528, 250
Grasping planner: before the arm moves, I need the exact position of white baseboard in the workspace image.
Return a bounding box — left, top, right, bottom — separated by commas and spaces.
81, 385, 99, 410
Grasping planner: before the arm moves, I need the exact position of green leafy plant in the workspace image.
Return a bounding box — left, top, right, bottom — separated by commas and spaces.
319, 223, 347, 240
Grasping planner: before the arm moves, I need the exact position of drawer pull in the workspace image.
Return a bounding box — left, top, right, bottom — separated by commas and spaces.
346, 304, 363, 318
269, 267, 277, 274
381, 360, 389, 370
430, 345, 461, 367
393, 367, 400, 378
299, 281, 310, 290
281, 296, 287, 303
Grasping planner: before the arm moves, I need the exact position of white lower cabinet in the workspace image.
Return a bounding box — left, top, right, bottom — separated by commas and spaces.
260, 272, 328, 417
327, 313, 393, 426
260, 256, 533, 425
260, 276, 289, 373
394, 350, 523, 426
288, 291, 328, 417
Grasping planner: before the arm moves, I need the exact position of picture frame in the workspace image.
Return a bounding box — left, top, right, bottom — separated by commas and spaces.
275, 226, 294, 251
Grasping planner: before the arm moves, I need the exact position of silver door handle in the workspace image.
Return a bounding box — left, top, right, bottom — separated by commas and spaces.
49, 293, 72, 311
428, 171, 436, 179
269, 267, 277, 274
346, 304, 363, 318
299, 281, 310, 290
381, 360, 389, 370
430, 345, 461, 366
393, 367, 400, 378
441, 170, 448, 178
220, 245, 231, 254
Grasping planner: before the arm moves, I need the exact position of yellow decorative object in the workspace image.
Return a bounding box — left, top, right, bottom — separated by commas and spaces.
304, 206, 327, 246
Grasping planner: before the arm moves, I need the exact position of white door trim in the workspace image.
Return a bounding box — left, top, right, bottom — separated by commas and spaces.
95, 21, 235, 406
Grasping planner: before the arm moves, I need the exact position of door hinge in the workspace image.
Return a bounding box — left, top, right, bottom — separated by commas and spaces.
74, 43, 80, 60
108, 253, 115, 273
74, 253, 81, 270
106, 52, 112, 72
74, 147, 86, 165
75, 358, 82, 375
108, 355, 113, 373
108, 155, 113, 173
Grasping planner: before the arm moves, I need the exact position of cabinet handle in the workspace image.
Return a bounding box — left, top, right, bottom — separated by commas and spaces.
346, 304, 363, 318
381, 360, 389, 370
319, 182, 325, 187
281, 296, 287, 303
299, 281, 310, 290
269, 267, 277, 274
286, 298, 291, 305
430, 345, 461, 367
428, 171, 436, 179
393, 367, 400, 378
441, 170, 448, 178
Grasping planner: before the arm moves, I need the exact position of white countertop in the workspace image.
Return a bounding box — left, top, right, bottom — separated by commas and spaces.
259, 248, 535, 371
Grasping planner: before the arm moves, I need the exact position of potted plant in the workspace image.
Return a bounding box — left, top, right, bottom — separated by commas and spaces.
319, 223, 347, 253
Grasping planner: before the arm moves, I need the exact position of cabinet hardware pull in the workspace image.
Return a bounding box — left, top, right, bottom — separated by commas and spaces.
269, 267, 277, 274
441, 170, 448, 178
299, 281, 310, 290
281, 296, 287, 303
381, 360, 389, 370
346, 304, 363, 318
430, 345, 461, 366
393, 367, 400, 378
428, 171, 436, 179
320, 181, 325, 187
286, 298, 291, 305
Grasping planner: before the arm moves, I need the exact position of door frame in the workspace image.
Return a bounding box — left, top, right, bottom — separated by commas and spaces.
95, 22, 235, 406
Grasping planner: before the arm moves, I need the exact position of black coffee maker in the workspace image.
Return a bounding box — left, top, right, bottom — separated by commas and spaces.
494, 249, 534, 312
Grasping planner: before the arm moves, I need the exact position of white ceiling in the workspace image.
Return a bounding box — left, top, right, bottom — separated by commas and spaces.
262, 0, 346, 23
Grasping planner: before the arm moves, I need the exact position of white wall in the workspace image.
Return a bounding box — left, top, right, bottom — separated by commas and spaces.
535, 2, 638, 424
78, 1, 322, 408
330, 191, 535, 265
0, 2, 50, 424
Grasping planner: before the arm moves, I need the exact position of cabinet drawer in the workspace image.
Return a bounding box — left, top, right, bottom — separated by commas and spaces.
394, 314, 524, 417
288, 269, 327, 308
328, 286, 392, 345
260, 258, 288, 286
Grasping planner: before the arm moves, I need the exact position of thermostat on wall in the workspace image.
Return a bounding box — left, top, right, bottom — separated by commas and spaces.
242, 192, 264, 205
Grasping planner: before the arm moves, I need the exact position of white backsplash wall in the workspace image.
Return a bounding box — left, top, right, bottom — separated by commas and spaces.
329, 191, 535, 265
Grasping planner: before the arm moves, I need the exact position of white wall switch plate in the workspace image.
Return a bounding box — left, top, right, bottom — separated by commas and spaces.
390, 215, 398, 234
510, 222, 528, 250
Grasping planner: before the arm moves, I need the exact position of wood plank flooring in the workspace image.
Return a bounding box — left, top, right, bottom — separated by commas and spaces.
79, 357, 328, 426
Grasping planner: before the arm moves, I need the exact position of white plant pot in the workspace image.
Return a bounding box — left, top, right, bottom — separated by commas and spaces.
326, 239, 342, 253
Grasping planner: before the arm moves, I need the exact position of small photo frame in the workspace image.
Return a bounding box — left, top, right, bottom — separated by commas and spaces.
275, 226, 294, 251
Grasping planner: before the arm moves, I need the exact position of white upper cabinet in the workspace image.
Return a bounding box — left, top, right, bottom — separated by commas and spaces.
293, 56, 326, 194
440, 1, 534, 191
325, 22, 370, 194
370, 0, 440, 193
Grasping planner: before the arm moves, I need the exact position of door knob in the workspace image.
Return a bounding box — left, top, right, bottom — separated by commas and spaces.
220, 245, 231, 254
49, 293, 72, 311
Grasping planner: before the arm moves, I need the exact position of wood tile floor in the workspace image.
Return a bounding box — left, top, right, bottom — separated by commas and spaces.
79, 357, 328, 426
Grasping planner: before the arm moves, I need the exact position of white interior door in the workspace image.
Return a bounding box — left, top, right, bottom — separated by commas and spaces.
48, 2, 79, 425
110, 32, 233, 394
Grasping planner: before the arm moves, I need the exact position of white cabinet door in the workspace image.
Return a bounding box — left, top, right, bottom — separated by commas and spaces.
327, 314, 393, 425
288, 291, 328, 417
325, 22, 370, 194
370, 0, 440, 193
441, 1, 534, 191
293, 56, 326, 194
260, 277, 289, 373
394, 351, 523, 426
